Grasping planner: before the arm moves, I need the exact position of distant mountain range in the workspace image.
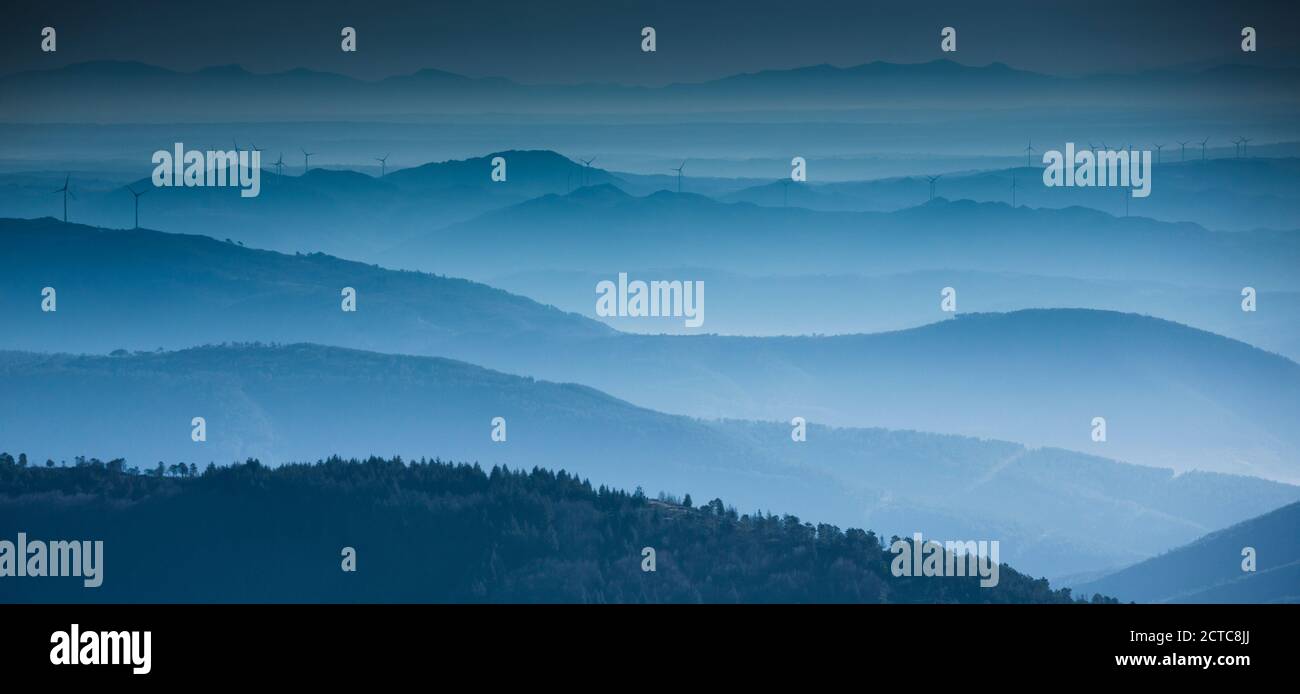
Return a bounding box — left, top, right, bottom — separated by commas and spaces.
1074, 501, 1300, 603
0, 150, 616, 258
386, 183, 1300, 289
1, 342, 1296, 580
4, 150, 1296, 266
3, 60, 1298, 122
5, 218, 1298, 484
491, 267, 1300, 361
0, 217, 609, 364
724, 158, 1300, 232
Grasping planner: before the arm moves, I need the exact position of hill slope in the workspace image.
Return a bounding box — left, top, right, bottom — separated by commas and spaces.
1, 342, 1296, 579
1074, 502, 1300, 603
723, 158, 1300, 232
0, 217, 611, 363
0, 457, 1101, 604
0, 151, 616, 258
4, 60, 1297, 122
385, 189, 1300, 289
4, 218, 1298, 483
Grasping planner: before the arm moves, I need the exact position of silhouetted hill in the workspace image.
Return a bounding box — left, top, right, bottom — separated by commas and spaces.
558, 310, 1300, 484
386, 189, 1299, 289
1, 342, 1296, 579
1074, 502, 1300, 603
5, 59, 1296, 121
385, 150, 622, 197
0, 217, 611, 363
724, 158, 1300, 232
5, 218, 1298, 483
0, 151, 624, 257
0, 456, 1104, 603
491, 267, 1300, 360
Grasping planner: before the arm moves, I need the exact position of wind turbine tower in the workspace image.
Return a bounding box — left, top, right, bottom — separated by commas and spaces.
925, 175, 942, 201
672, 161, 686, 193
53, 175, 74, 222
376, 154, 390, 177
128, 185, 147, 229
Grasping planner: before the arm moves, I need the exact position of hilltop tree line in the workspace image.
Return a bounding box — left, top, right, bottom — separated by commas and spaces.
0, 453, 1114, 603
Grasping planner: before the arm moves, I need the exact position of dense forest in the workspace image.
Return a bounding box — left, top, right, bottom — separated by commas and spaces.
0, 453, 1112, 603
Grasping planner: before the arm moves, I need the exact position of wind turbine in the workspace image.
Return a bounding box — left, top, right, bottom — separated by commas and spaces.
53, 174, 74, 222
1199, 138, 1210, 161
128, 185, 148, 229
671, 161, 686, 193
375, 153, 389, 178
925, 174, 942, 201
273, 153, 285, 178
580, 156, 596, 187
1153, 143, 1164, 165
302, 148, 315, 174
1177, 140, 1190, 162
1232, 137, 1243, 158
1241, 138, 1252, 158
1024, 139, 1036, 166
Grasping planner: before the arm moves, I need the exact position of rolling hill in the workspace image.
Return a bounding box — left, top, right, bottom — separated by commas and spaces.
723, 158, 1300, 232
1, 342, 1296, 579
0, 456, 1102, 604
0, 216, 610, 363
490, 267, 1300, 361
384, 187, 1300, 289
5, 218, 1298, 483
0, 151, 614, 258
1074, 501, 1300, 603
4, 60, 1297, 122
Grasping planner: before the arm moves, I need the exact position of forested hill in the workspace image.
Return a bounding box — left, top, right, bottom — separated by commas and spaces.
0, 456, 1106, 604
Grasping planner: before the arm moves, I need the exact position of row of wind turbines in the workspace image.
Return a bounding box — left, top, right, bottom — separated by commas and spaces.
52, 132, 1261, 226
1020, 136, 1255, 168
910, 136, 1260, 204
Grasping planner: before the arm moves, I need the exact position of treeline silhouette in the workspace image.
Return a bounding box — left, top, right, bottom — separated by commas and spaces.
0, 454, 1113, 603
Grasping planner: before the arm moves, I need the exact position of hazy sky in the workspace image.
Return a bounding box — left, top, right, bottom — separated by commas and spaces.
3, 0, 1298, 84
